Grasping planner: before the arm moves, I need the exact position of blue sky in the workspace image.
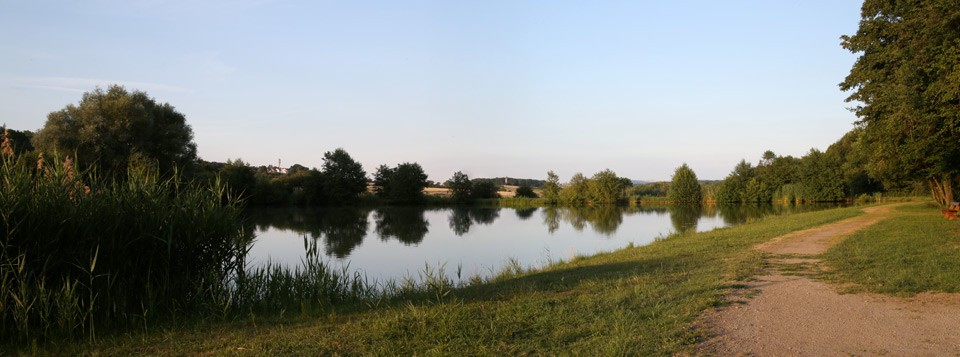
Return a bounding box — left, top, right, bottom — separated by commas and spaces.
0, 0, 863, 181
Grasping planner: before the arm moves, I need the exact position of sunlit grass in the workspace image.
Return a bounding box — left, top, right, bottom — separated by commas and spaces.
821, 202, 960, 295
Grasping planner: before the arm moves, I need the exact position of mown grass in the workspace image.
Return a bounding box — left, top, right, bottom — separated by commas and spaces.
821, 202, 960, 295
61, 205, 866, 355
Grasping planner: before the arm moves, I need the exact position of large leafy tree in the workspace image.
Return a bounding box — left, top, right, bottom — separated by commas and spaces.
542, 171, 562, 204
321, 148, 367, 204
588, 169, 627, 204
373, 162, 429, 204
559, 172, 589, 205
220, 158, 257, 200
668, 163, 702, 203
447, 171, 472, 202
514, 185, 538, 198
840, 1, 960, 205
798, 149, 845, 202
469, 180, 500, 200
34, 85, 198, 177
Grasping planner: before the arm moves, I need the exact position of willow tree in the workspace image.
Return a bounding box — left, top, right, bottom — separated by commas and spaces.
840, 1, 960, 205
34, 85, 198, 178
668, 163, 702, 203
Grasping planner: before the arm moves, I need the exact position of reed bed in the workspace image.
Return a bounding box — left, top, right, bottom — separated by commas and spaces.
0, 153, 249, 341
0, 151, 453, 346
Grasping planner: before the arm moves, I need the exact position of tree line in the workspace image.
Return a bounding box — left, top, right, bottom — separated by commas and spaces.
9, 0, 960, 209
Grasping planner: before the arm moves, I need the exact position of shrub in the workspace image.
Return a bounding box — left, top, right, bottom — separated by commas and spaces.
515, 185, 538, 198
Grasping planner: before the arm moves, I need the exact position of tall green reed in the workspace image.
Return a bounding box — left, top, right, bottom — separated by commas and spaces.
0, 152, 247, 341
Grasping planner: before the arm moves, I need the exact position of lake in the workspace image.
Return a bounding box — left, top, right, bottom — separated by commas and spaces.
243, 203, 845, 283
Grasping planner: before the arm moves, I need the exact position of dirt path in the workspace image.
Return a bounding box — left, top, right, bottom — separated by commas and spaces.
697, 204, 960, 356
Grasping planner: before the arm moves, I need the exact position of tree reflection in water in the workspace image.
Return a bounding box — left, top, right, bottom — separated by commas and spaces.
538, 206, 625, 236
320, 209, 370, 258
716, 203, 764, 225
246, 203, 847, 260
667, 204, 703, 233
562, 206, 624, 236
514, 207, 538, 220
243, 207, 370, 258
374, 207, 430, 245
448, 207, 472, 236
542, 206, 561, 234
470, 207, 500, 225
447, 207, 502, 236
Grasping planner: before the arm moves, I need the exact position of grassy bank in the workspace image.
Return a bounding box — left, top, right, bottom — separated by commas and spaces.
821, 202, 960, 295
48, 205, 871, 355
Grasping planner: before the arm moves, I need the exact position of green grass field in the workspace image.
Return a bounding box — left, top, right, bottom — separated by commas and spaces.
821, 202, 960, 295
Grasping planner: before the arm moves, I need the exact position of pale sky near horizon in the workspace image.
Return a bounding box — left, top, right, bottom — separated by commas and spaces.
1, 0, 864, 182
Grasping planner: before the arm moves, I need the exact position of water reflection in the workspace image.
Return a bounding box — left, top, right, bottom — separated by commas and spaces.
553, 205, 624, 235
448, 207, 503, 236
448, 207, 472, 236
244, 207, 371, 258
668, 204, 703, 233
542, 207, 561, 233
374, 207, 430, 245
515, 207, 537, 220
320, 209, 369, 258
246, 203, 848, 272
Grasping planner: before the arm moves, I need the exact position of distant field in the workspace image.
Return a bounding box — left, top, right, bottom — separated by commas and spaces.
422, 185, 542, 198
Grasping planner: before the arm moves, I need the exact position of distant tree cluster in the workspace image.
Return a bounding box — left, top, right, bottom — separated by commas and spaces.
211, 148, 368, 205
713, 130, 883, 203
542, 169, 632, 205
445, 171, 502, 202
373, 162, 429, 204
630, 181, 670, 201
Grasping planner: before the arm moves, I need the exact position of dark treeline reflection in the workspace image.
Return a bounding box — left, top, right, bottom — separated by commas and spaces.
244, 206, 371, 258
449, 207, 502, 236
246, 203, 847, 259
515, 207, 537, 220
374, 207, 431, 245
668, 204, 704, 233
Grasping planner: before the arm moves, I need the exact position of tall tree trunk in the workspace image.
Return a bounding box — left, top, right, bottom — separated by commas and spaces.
928, 176, 956, 206
930, 178, 946, 206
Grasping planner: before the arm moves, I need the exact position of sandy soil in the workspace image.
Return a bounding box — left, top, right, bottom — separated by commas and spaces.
697, 204, 960, 356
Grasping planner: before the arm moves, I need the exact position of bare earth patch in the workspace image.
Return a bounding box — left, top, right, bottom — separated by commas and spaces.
698, 204, 960, 356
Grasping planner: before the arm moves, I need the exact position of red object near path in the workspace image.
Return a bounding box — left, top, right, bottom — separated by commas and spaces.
941, 202, 959, 220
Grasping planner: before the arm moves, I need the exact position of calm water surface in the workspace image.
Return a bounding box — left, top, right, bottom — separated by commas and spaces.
244, 204, 844, 282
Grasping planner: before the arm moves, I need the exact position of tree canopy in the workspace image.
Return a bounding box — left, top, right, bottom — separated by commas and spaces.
668, 163, 702, 203
373, 162, 429, 204
514, 185, 538, 198
34, 85, 198, 177
448, 171, 472, 202
321, 148, 367, 204
840, 1, 960, 204
542, 171, 561, 204
588, 169, 628, 204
